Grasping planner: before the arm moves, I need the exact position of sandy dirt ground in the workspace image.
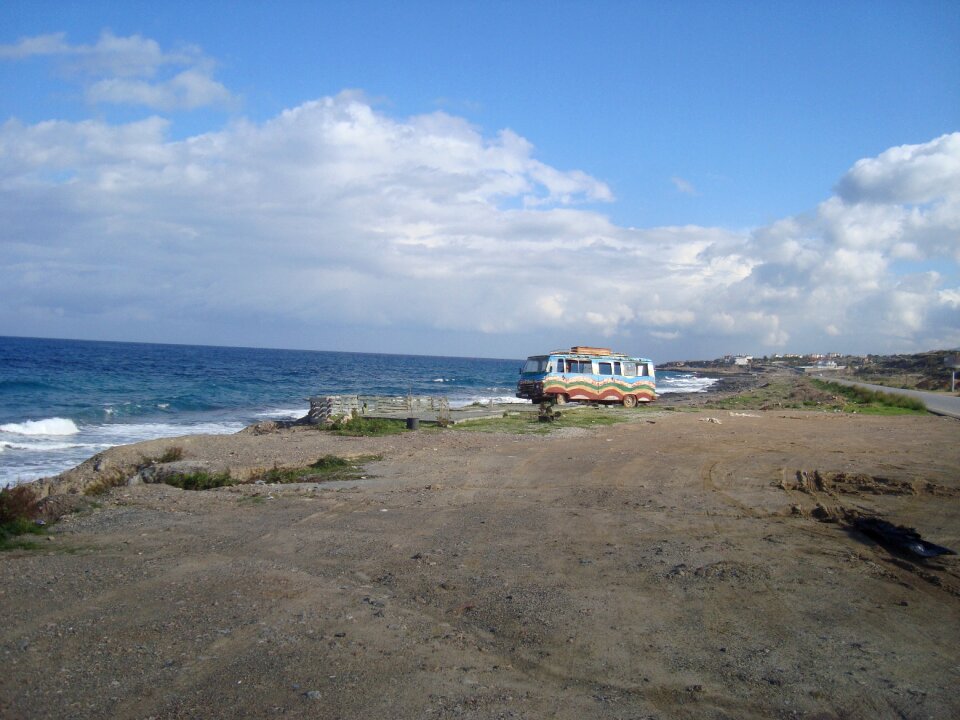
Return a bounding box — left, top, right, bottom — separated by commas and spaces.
2, 408, 959, 719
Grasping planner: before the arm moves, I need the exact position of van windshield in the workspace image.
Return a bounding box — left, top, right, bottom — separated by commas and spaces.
522, 358, 548, 374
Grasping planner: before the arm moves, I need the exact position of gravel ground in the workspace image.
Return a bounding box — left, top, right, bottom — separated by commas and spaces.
2, 408, 959, 719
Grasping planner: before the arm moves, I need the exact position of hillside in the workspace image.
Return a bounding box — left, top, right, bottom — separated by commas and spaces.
853, 350, 959, 391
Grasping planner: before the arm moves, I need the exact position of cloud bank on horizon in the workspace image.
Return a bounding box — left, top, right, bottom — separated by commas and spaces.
1, 31, 958, 359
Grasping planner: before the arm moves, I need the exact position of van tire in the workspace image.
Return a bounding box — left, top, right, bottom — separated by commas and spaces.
622, 395, 638, 408
554, 393, 568, 405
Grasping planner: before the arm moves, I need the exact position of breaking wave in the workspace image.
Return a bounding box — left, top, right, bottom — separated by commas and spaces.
656, 373, 718, 394
0, 417, 81, 436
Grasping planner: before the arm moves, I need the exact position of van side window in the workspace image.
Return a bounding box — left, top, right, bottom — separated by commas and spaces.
613, 362, 621, 375
622, 362, 637, 377
598, 362, 612, 375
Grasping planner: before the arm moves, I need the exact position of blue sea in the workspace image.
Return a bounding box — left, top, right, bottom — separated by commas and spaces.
0, 336, 715, 486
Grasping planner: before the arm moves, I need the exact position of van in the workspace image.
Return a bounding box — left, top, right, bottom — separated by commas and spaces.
516, 346, 656, 407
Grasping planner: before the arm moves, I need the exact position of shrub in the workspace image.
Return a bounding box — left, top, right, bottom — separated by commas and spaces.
156, 446, 184, 463
84, 470, 129, 496
0, 484, 38, 524
0, 485, 45, 549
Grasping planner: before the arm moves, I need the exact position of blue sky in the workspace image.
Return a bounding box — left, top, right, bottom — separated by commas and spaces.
1, 1, 958, 360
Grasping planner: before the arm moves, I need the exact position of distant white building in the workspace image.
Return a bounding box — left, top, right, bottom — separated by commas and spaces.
724, 355, 752, 366
803, 359, 847, 373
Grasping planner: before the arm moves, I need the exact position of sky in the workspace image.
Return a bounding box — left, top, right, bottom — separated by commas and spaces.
1, 1, 958, 361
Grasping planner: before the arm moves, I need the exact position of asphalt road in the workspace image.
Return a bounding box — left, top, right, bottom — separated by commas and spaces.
823, 377, 960, 419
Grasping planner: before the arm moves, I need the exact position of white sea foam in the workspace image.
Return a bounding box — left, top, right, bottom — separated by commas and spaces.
657, 375, 718, 393
0, 417, 81, 436
1, 440, 89, 452
257, 407, 308, 420
95, 421, 245, 443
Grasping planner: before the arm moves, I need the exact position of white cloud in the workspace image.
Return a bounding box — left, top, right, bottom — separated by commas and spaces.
87, 69, 233, 111
940, 288, 960, 309
0, 32, 71, 58
0, 90, 957, 357
835, 133, 960, 205
670, 176, 697, 195
0, 30, 233, 111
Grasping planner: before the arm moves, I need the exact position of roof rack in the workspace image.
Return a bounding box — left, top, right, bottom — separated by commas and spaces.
569, 346, 611, 355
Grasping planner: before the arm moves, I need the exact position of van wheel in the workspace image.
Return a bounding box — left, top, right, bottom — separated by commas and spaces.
554, 393, 568, 405
622, 395, 638, 408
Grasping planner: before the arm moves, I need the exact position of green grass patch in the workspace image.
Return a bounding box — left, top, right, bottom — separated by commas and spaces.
811, 380, 927, 414
325, 416, 407, 436
0, 515, 47, 551
704, 379, 799, 410
252, 454, 381, 484
161, 471, 236, 491
1, 537, 47, 551
704, 375, 928, 415
453, 406, 631, 434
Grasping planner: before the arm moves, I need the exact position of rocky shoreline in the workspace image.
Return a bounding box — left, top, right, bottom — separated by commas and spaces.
21, 370, 769, 504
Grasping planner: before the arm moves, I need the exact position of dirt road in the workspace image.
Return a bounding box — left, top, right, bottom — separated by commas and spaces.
2, 410, 959, 719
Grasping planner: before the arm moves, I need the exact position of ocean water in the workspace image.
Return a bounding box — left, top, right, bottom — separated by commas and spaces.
0, 337, 716, 486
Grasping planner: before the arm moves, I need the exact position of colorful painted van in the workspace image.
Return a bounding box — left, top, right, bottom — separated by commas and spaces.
516, 346, 656, 407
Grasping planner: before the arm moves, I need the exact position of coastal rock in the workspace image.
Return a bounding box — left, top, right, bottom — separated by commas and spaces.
32, 493, 89, 521
238, 421, 282, 435
136, 461, 218, 484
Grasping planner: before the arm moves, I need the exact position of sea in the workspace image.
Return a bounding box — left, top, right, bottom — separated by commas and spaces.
0, 336, 716, 486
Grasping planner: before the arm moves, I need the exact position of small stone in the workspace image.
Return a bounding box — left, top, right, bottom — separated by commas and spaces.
304, 690, 322, 700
